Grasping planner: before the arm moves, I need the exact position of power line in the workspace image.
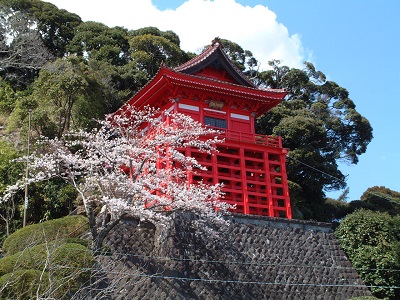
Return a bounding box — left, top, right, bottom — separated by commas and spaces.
51, 265, 400, 290
286, 155, 345, 183
32, 245, 400, 273
287, 155, 400, 203
96, 250, 400, 273
366, 191, 400, 205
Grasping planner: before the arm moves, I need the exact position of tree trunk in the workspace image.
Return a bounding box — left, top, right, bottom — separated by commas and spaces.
152, 217, 175, 258
92, 217, 122, 254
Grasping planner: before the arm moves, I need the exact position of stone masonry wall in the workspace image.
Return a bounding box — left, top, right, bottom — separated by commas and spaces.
99, 213, 372, 300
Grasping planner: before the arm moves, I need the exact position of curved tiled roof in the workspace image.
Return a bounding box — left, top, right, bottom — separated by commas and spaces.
113, 66, 286, 116
174, 38, 257, 88
168, 66, 286, 97
114, 38, 287, 117
98, 213, 372, 299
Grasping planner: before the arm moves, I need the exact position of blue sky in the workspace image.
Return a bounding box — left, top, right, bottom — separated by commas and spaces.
262, 0, 400, 201
46, 0, 400, 201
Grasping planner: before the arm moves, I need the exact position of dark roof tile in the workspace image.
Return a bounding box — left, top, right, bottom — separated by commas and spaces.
174, 38, 256, 88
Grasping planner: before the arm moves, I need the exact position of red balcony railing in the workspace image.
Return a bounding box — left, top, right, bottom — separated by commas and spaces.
211, 128, 282, 147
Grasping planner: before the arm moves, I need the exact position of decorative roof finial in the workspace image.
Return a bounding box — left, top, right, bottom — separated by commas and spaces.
212, 37, 221, 46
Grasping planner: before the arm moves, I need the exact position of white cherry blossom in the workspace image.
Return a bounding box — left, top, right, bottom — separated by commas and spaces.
3, 106, 231, 251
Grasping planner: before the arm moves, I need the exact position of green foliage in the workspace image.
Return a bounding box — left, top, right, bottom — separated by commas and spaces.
2, 215, 88, 255
31, 1, 81, 56
336, 210, 399, 250
67, 21, 129, 66
0, 243, 52, 276
0, 215, 94, 299
8, 56, 131, 138
0, 242, 95, 299
79, 59, 129, 117
361, 186, 400, 202
107, 61, 150, 104
0, 141, 22, 193
0, 141, 23, 239
286, 180, 306, 219
0, 269, 48, 299
64, 237, 90, 247
128, 32, 188, 77
257, 61, 373, 220
0, 141, 78, 231
0, 78, 18, 114
0, 1, 81, 89
336, 209, 400, 299
31, 57, 89, 137
23, 178, 78, 223
0, 80, 33, 133
357, 186, 400, 215
316, 197, 351, 223
2, 0, 82, 57
66, 23, 161, 101
129, 26, 182, 47
219, 38, 258, 73
9, 56, 124, 138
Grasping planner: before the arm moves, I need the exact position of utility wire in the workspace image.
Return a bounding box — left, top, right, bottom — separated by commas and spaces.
38, 246, 400, 273
97, 250, 400, 273
366, 191, 400, 205
287, 155, 400, 204
286, 155, 344, 183
51, 265, 400, 290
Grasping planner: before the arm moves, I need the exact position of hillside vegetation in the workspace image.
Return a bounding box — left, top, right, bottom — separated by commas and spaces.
0, 215, 95, 299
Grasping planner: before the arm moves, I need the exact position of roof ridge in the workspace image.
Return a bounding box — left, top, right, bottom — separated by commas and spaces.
174, 39, 256, 88
166, 71, 285, 95
174, 41, 219, 72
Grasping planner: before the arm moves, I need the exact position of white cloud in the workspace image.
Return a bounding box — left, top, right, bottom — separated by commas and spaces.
46, 0, 306, 69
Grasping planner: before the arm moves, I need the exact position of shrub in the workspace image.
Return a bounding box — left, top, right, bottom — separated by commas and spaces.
0, 241, 95, 275
336, 209, 400, 299
0, 269, 49, 300
2, 215, 88, 255
0, 215, 95, 299
0, 242, 95, 299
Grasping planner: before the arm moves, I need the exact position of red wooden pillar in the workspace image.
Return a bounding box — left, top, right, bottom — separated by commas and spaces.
239, 147, 249, 214
264, 150, 274, 217
212, 150, 219, 186
280, 151, 292, 219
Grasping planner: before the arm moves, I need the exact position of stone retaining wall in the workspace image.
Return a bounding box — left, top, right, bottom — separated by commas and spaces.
99, 213, 371, 300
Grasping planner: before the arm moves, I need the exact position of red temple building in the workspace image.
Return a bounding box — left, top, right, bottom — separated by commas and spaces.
118, 39, 292, 219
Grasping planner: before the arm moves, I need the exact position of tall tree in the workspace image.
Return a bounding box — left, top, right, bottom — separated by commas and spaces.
128, 27, 188, 78
0, 77, 18, 114
7, 56, 138, 140
256, 60, 373, 220
219, 38, 258, 75
129, 26, 182, 47
66, 23, 151, 101
0, 5, 53, 87
29, 57, 89, 138
1, 0, 82, 57
66, 21, 130, 66
348, 186, 400, 215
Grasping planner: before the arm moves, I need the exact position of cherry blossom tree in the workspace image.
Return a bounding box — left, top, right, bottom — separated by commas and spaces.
2, 106, 231, 252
